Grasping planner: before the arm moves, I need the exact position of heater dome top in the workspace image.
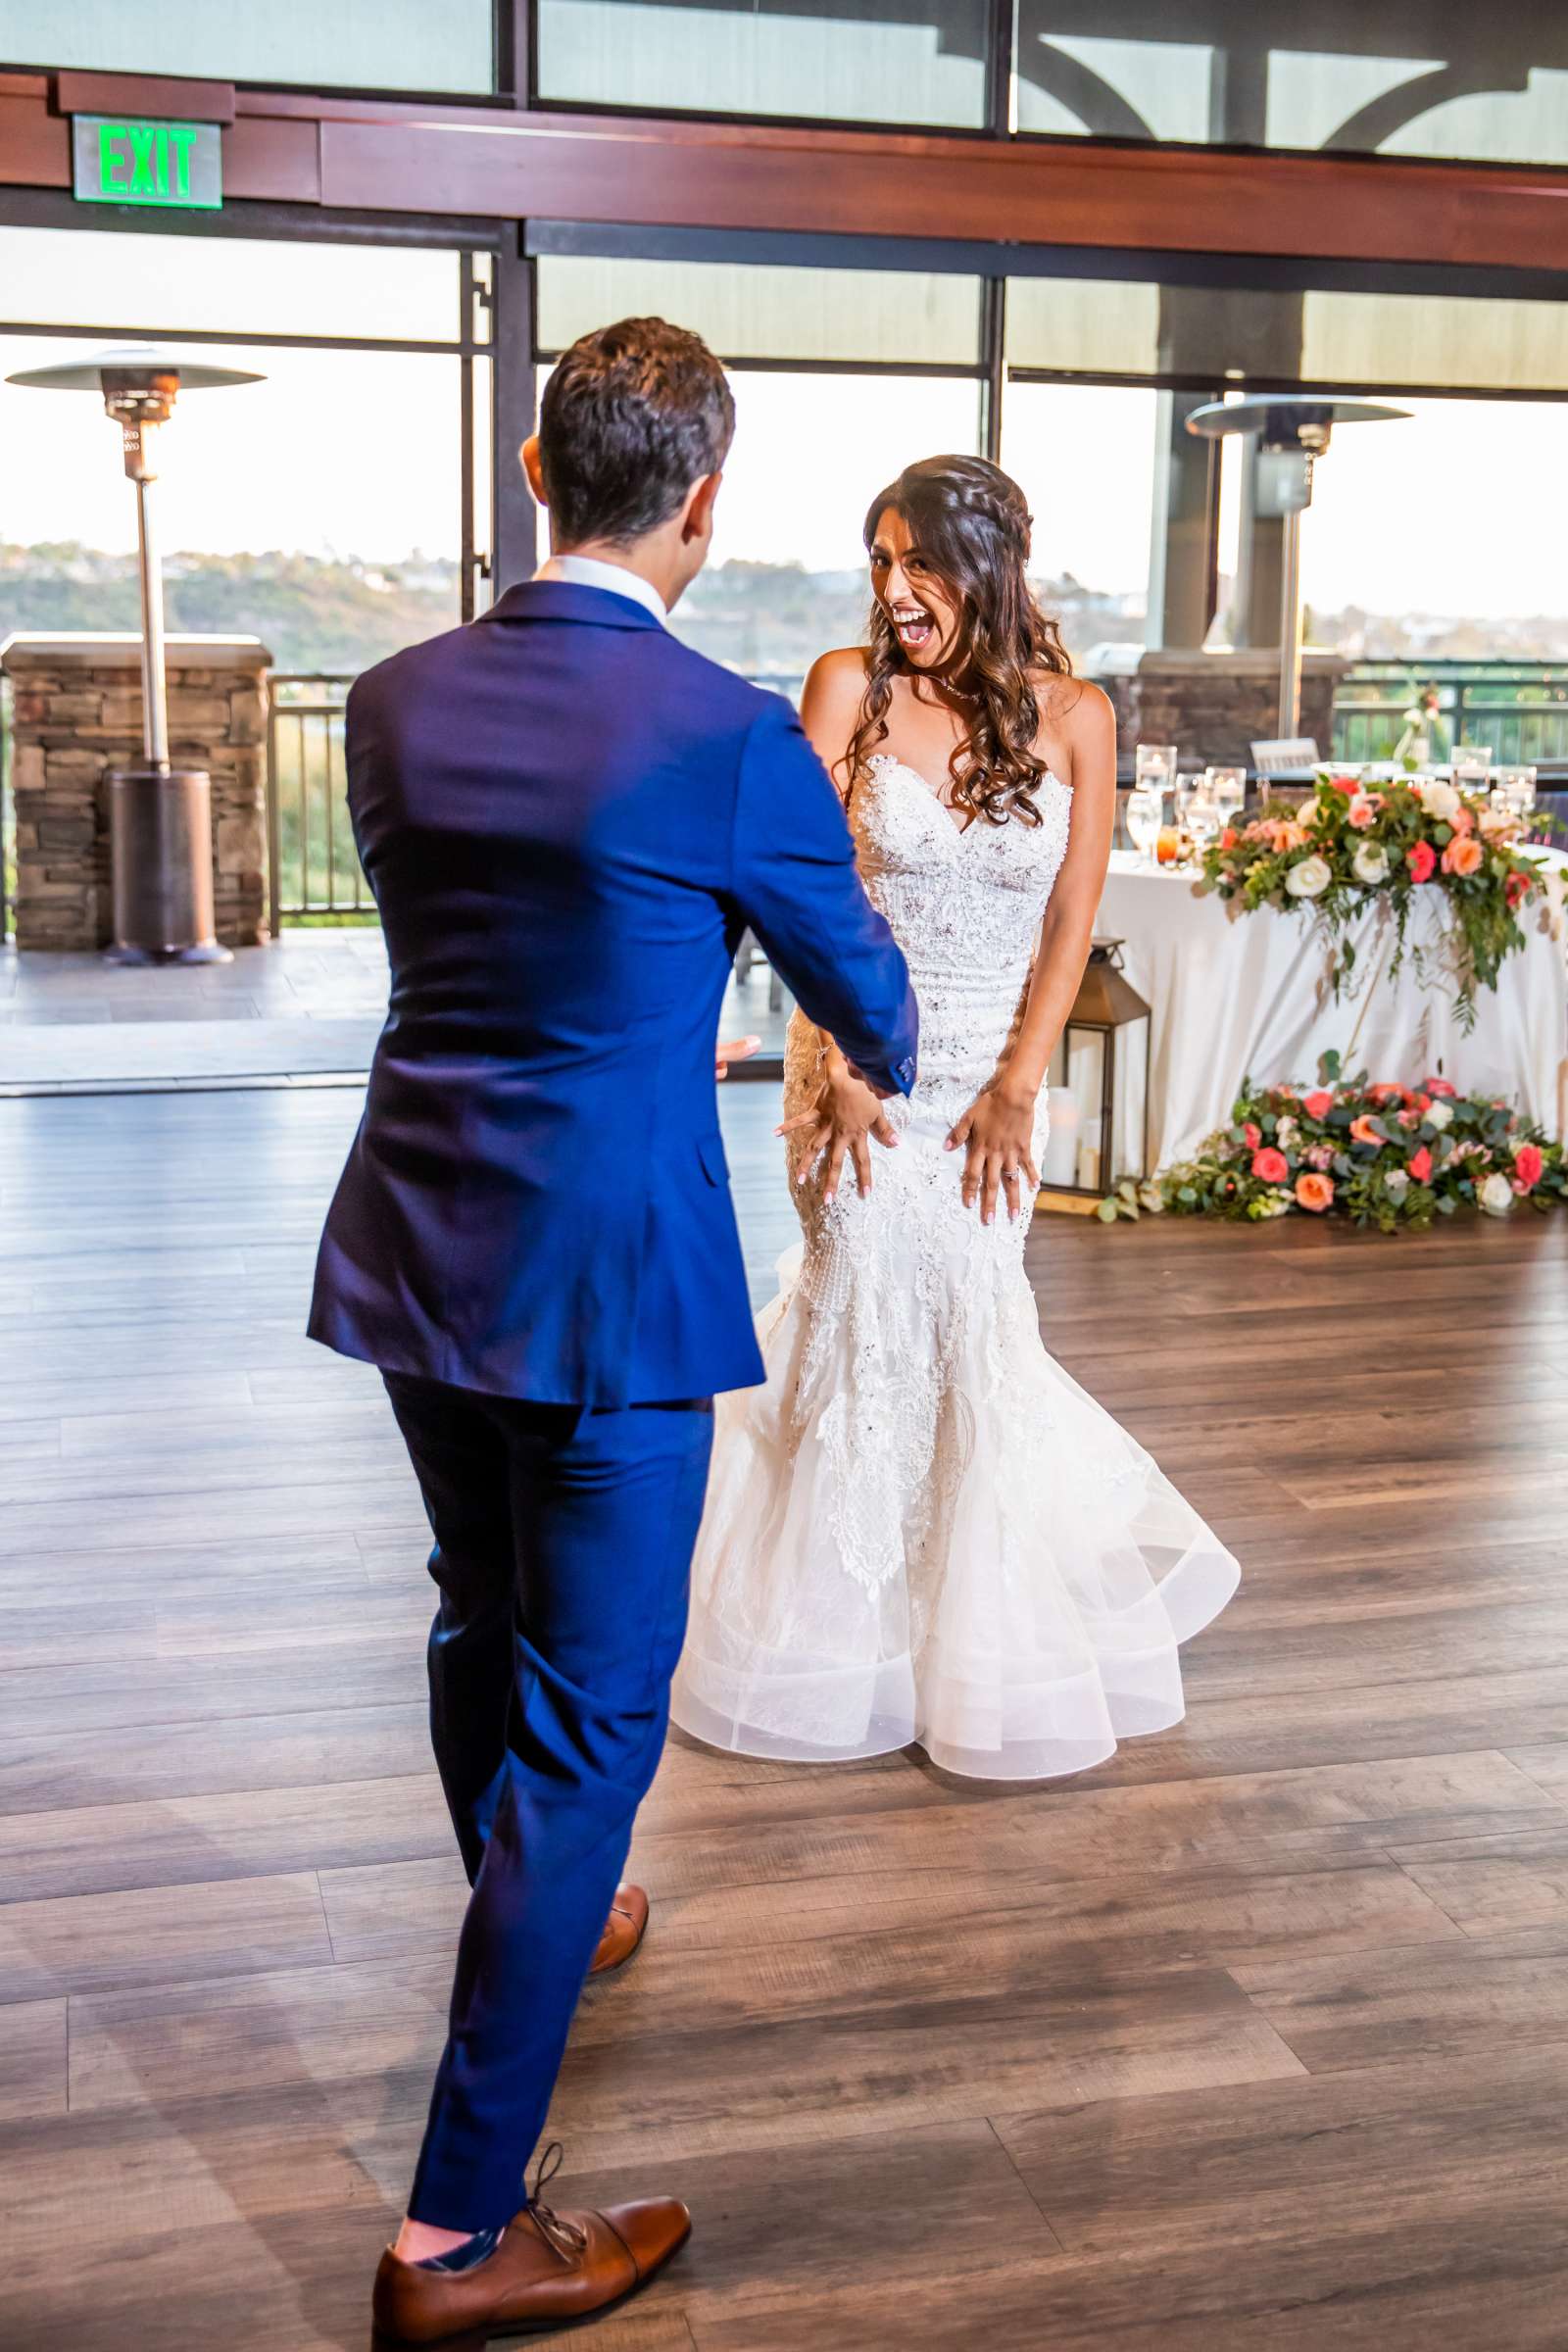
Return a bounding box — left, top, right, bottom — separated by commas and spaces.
1185, 394, 1408, 450
6, 344, 264, 393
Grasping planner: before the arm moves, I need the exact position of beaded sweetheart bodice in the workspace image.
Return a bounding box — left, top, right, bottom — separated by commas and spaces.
841, 752, 1073, 1113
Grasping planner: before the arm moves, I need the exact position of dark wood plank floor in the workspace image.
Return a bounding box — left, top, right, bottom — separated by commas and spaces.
2, 1084, 1567, 2349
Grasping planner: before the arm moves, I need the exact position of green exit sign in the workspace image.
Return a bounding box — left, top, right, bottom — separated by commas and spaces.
72, 116, 222, 211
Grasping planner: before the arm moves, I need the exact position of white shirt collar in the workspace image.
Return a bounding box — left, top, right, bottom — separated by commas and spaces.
533, 553, 666, 624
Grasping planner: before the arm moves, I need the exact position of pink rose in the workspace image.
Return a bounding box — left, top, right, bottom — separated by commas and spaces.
1426, 1077, 1457, 1099
1347, 796, 1379, 830
1450, 806, 1475, 837
1301, 1089, 1334, 1119
1407, 841, 1438, 885
1515, 1144, 1544, 1190
1305, 1144, 1335, 1171
1244, 1121, 1262, 1150
1251, 1148, 1290, 1183
1443, 835, 1484, 878
1408, 1146, 1433, 1183
1505, 870, 1532, 910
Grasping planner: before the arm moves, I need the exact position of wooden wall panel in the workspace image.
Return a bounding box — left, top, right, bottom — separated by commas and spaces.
54, 72, 236, 125
0, 92, 69, 187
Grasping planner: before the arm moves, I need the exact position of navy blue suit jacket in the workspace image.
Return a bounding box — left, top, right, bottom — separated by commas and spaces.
308, 580, 917, 1406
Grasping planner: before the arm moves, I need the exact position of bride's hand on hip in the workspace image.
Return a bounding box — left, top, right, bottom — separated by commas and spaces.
947, 1079, 1040, 1224
778, 1057, 899, 1202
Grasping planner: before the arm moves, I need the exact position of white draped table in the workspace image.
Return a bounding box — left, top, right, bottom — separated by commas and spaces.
1095, 848, 1568, 1173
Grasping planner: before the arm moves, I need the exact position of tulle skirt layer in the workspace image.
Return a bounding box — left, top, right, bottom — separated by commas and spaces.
672, 1219, 1240, 1783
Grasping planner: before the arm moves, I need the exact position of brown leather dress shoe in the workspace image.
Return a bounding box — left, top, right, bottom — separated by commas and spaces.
588, 1881, 649, 1977
371, 2180, 691, 2344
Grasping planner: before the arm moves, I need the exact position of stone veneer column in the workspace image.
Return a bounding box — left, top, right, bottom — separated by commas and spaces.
1, 632, 272, 952
1093, 649, 1351, 772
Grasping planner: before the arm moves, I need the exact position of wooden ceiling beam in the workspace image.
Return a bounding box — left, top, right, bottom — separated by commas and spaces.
1, 74, 1566, 274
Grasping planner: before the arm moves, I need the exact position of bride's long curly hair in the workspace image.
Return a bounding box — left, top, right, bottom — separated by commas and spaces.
846, 455, 1073, 828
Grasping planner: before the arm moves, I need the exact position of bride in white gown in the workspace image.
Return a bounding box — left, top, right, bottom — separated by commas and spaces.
671, 456, 1238, 1781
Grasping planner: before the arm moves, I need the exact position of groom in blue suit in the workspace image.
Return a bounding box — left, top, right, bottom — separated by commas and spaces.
310, 317, 916, 2341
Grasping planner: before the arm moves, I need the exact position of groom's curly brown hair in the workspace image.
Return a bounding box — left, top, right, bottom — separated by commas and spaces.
538, 316, 736, 549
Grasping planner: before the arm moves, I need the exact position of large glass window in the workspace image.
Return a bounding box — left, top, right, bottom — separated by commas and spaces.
999, 381, 1158, 665
0, 335, 464, 671
535, 0, 990, 126
0, 226, 463, 346
537, 255, 982, 370
1298, 396, 1568, 657
0, 224, 474, 672
683, 370, 986, 692
1004, 266, 1568, 403
0, 0, 493, 93
534, 253, 986, 693
1012, 7, 1568, 169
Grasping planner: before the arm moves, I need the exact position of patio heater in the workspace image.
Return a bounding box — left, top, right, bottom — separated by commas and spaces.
1185, 396, 1408, 740
6, 345, 263, 962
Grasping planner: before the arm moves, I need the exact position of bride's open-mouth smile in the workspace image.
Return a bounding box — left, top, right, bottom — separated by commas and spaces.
889, 600, 938, 656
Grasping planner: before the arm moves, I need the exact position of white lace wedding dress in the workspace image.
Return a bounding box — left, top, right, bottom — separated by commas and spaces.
671, 753, 1240, 1779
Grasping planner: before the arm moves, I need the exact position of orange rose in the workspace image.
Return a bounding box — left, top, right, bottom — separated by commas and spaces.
1349, 1114, 1384, 1145
1295, 1172, 1334, 1212
1442, 834, 1484, 877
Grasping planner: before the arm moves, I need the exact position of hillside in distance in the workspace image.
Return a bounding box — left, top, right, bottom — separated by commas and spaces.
0, 544, 1142, 683
0, 543, 461, 675
4, 544, 1563, 686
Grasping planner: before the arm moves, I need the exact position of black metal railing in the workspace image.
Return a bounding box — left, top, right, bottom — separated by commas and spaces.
1333, 660, 1568, 769
266, 674, 369, 925
260, 656, 1565, 931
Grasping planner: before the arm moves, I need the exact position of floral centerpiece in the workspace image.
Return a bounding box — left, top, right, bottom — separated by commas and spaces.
1199, 770, 1555, 1028
1100, 1054, 1567, 1233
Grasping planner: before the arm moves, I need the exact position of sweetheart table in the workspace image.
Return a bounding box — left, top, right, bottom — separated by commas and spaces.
1095, 848, 1568, 1173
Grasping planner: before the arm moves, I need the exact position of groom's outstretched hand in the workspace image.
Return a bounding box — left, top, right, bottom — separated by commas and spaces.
715, 1035, 762, 1080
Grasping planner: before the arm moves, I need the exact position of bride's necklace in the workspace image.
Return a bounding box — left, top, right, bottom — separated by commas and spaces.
910, 668, 981, 710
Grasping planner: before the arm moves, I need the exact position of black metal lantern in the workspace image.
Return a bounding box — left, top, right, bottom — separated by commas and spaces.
1039, 940, 1152, 1211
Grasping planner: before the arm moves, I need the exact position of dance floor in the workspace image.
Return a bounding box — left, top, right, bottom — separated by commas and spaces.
4, 1080, 1568, 2349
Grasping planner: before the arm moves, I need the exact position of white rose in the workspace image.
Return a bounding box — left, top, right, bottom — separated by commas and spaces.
1351, 840, 1391, 885
1286, 854, 1333, 901
1276, 1115, 1299, 1150
1479, 1171, 1515, 1216
1418, 779, 1461, 823
1424, 1100, 1453, 1132
1384, 1167, 1410, 1201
